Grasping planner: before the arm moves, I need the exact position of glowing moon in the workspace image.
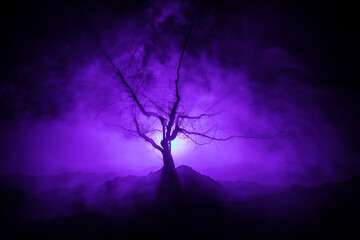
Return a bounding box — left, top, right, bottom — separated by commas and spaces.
152, 133, 190, 156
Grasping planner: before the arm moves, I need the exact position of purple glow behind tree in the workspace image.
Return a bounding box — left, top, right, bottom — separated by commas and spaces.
110, 25, 281, 177
0, 0, 358, 187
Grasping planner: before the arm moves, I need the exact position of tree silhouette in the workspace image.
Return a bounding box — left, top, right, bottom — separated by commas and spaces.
116, 27, 193, 174
114, 26, 280, 192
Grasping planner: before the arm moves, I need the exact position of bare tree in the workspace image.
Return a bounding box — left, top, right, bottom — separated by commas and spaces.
114, 26, 280, 177
89, 25, 282, 203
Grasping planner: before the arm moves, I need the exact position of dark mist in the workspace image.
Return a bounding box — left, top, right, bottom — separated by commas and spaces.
1, 0, 359, 239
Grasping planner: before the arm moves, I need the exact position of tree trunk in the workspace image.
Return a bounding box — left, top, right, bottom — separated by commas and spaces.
162, 148, 175, 171
158, 149, 182, 205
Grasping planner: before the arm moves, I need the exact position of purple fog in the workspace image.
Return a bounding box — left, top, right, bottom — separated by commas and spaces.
1, 0, 359, 238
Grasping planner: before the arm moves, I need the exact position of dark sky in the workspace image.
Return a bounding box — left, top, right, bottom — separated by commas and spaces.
1, 0, 359, 117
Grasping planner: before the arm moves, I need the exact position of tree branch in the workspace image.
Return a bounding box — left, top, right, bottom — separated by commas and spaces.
133, 117, 163, 152
169, 124, 181, 141
94, 98, 123, 119
140, 91, 168, 115
166, 25, 193, 139
180, 131, 211, 145
160, 117, 166, 140
179, 128, 283, 142
179, 113, 217, 120
117, 69, 160, 119
128, 40, 144, 78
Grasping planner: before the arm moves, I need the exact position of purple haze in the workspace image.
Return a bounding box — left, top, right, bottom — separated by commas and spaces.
0, 0, 358, 186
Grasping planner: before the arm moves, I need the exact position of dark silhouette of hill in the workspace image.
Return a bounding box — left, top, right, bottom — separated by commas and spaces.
1, 166, 359, 239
